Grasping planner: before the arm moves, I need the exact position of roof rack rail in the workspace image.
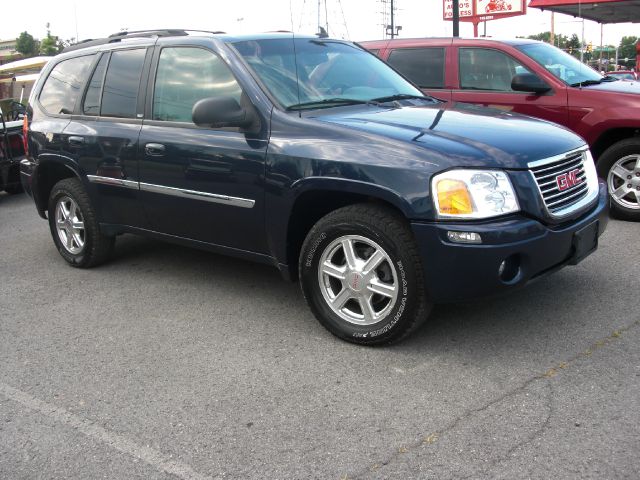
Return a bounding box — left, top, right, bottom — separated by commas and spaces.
62, 29, 227, 53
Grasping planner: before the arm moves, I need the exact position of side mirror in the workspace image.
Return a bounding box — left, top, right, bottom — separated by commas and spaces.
511, 73, 551, 94
192, 96, 255, 129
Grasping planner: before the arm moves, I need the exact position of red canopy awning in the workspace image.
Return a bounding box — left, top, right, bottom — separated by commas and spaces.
528, 0, 640, 23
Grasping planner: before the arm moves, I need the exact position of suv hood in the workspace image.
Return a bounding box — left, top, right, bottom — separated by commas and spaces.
312, 102, 585, 169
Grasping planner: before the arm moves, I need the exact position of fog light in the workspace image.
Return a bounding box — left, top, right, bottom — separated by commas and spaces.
447, 231, 482, 244
498, 254, 521, 283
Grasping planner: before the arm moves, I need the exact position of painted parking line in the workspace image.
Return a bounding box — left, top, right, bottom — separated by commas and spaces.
0, 381, 214, 480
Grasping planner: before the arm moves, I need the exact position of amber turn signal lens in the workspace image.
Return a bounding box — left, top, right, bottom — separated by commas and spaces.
436, 179, 473, 215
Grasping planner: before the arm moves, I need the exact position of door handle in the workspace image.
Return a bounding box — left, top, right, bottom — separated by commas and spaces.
145, 143, 165, 156
68, 136, 84, 146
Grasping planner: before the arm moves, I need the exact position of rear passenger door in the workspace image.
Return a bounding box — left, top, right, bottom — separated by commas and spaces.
138, 43, 269, 254
385, 46, 452, 102
64, 47, 151, 228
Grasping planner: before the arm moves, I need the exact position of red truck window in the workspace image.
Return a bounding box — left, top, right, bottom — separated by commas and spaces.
387, 48, 445, 89
459, 48, 530, 92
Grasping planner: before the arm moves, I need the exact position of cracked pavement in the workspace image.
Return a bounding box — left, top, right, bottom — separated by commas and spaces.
1, 192, 639, 479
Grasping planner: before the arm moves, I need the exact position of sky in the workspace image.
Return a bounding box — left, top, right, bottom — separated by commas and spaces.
1, 0, 637, 49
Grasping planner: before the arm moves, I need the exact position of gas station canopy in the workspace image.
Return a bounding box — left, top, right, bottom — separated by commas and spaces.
528, 0, 640, 23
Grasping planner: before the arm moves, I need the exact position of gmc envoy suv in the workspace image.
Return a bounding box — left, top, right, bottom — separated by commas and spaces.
21, 30, 608, 345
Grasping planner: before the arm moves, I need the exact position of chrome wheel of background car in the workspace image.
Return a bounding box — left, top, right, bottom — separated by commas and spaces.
55, 195, 86, 254
317, 235, 398, 326
607, 154, 640, 211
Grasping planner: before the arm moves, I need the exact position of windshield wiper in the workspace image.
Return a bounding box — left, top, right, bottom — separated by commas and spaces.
286, 98, 381, 111
569, 79, 604, 87
371, 93, 437, 103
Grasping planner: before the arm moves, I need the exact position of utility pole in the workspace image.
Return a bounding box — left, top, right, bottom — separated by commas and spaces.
550, 12, 555, 46
453, 0, 459, 37
390, 0, 395, 38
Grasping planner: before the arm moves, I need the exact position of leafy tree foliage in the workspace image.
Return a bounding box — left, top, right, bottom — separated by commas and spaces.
15, 32, 38, 56
39, 35, 59, 55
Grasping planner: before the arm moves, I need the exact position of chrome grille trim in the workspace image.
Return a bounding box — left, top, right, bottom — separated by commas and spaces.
528, 147, 599, 219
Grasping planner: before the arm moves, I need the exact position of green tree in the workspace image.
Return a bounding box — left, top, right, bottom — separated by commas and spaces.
618, 36, 638, 68
15, 31, 38, 56
39, 34, 59, 55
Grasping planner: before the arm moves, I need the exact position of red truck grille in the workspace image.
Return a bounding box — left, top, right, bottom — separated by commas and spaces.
530, 150, 589, 215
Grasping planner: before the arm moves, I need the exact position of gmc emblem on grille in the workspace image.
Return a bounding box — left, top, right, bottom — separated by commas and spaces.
556, 169, 583, 191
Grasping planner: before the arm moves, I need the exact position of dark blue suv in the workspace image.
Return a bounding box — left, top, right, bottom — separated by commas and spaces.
20, 30, 608, 345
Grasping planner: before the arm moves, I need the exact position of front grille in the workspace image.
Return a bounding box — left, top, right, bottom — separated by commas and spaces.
530, 150, 589, 215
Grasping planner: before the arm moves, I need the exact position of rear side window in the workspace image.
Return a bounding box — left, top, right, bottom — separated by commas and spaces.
39, 55, 94, 115
101, 49, 146, 118
152, 47, 242, 123
387, 48, 445, 88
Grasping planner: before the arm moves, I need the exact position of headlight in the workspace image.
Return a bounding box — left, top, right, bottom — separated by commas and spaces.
432, 169, 519, 219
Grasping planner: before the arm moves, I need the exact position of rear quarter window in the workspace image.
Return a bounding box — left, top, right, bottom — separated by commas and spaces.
387, 48, 445, 89
39, 55, 94, 115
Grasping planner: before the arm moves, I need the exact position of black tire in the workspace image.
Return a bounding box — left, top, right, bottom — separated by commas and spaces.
299, 203, 431, 346
597, 138, 640, 221
47, 178, 114, 268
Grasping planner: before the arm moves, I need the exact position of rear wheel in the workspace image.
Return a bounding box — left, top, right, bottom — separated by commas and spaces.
597, 138, 640, 221
299, 204, 431, 345
48, 178, 114, 267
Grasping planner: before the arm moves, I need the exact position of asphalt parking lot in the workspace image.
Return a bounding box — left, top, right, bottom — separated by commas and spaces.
1, 191, 639, 479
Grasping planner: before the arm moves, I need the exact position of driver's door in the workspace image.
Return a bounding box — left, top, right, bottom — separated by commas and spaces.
138, 44, 269, 254
451, 47, 568, 126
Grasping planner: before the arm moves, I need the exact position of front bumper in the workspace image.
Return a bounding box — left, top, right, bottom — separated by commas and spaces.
411, 181, 609, 303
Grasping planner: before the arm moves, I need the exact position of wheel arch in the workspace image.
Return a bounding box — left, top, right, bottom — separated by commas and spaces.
591, 127, 640, 162
279, 178, 414, 282
34, 155, 82, 218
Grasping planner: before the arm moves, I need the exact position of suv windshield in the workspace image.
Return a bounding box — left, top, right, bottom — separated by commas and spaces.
232, 38, 426, 110
517, 42, 603, 86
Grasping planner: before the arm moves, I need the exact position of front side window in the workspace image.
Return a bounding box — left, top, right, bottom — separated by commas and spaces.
232, 38, 425, 109
100, 49, 146, 118
153, 47, 242, 123
518, 42, 603, 86
459, 48, 531, 91
387, 47, 445, 88
39, 55, 94, 115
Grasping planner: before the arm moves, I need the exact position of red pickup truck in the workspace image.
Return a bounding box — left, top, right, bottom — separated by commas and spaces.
360, 37, 640, 221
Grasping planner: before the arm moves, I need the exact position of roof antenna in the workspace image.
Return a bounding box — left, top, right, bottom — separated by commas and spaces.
318, 26, 329, 38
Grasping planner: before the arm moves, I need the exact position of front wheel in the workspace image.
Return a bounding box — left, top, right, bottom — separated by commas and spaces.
48, 178, 114, 267
597, 138, 640, 221
299, 204, 431, 345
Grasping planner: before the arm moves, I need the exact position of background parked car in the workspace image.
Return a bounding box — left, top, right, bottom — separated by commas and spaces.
360, 37, 640, 221
606, 70, 638, 81
0, 105, 25, 195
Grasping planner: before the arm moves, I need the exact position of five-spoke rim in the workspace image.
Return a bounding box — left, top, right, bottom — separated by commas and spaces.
55, 196, 85, 254
317, 235, 398, 326
607, 154, 640, 210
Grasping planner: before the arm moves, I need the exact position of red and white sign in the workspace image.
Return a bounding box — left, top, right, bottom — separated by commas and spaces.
443, 0, 526, 24
443, 0, 475, 19
477, 0, 524, 16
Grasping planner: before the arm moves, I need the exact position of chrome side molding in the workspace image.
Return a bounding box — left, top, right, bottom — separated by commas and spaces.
87, 175, 255, 208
